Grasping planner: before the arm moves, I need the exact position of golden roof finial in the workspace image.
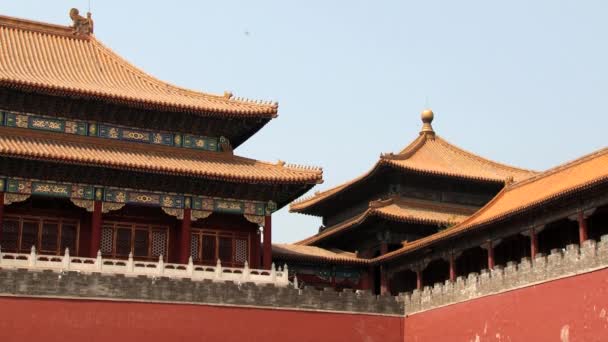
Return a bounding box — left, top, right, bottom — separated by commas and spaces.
420, 108, 435, 137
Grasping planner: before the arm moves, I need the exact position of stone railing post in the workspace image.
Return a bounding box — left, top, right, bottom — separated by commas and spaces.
157, 255, 165, 276
127, 252, 134, 273
29, 246, 36, 267
281, 264, 289, 284
96, 250, 103, 271
215, 259, 222, 280
243, 261, 250, 281
270, 263, 277, 282
62, 248, 70, 270
187, 256, 194, 276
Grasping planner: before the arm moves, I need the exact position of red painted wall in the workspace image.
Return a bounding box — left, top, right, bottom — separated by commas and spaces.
404, 269, 608, 341
0, 297, 403, 342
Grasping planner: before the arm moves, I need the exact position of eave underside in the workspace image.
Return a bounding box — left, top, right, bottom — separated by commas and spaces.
0, 156, 314, 209
0, 87, 269, 148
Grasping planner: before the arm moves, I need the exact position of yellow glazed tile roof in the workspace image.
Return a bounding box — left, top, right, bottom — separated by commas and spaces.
0, 14, 277, 117
0, 127, 323, 184
375, 147, 608, 263
297, 197, 477, 246
291, 133, 536, 213
272, 244, 368, 265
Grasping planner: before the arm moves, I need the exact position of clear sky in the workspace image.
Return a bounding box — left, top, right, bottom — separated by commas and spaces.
2, 1, 607, 243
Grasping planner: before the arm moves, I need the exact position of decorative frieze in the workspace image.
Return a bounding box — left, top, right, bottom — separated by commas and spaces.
0, 109, 220, 152
0, 176, 277, 217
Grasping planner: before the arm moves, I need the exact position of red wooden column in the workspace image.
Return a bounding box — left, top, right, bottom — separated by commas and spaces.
486, 241, 495, 270
179, 208, 192, 264
89, 200, 103, 257
263, 215, 272, 269
578, 210, 589, 244
449, 253, 456, 282
530, 227, 538, 259
251, 229, 260, 268
0, 192, 4, 243
262, 201, 276, 270
416, 269, 423, 290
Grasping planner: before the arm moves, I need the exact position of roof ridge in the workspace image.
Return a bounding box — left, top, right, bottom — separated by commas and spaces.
0, 12, 278, 117
508, 147, 608, 190
89, 35, 278, 112
0, 14, 77, 38
434, 136, 537, 174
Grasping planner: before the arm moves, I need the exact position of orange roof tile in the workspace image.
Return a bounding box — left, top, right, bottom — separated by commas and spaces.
0, 127, 323, 185
291, 113, 536, 214
272, 244, 369, 265
375, 147, 608, 264
296, 197, 477, 246
0, 14, 277, 117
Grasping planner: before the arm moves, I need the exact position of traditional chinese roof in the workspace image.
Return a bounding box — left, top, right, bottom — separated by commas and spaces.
290, 109, 536, 215
0, 14, 277, 118
0, 127, 323, 185
272, 244, 369, 265
296, 197, 476, 246
375, 147, 608, 264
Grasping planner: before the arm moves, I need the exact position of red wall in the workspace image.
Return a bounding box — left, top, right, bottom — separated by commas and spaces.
404, 269, 608, 341
0, 297, 403, 342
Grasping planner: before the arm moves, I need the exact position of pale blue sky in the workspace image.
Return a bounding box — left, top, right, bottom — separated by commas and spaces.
2, 1, 607, 242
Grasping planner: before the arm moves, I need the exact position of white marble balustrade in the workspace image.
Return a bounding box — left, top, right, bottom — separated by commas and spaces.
0, 246, 289, 287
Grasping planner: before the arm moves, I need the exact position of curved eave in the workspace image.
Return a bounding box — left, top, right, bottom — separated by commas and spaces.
0, 128, 323, 186
373, 153, 608, 265
0, 80, 278, 119
296, 206, 452, 246
273, 253, 370, 266
290, 160, 508, 216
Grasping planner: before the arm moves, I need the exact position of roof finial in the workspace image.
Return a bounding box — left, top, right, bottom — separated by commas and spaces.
420, 108, 435, 137
69, 8, 94, 36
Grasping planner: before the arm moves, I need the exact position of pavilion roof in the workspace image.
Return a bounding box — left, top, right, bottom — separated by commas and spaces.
272, 244, 369, 266
290, 110, 536, 215
374, 147, 608, 264
296, 197, 477, 246
0, 127, 323, 185
0, 14, 277, 118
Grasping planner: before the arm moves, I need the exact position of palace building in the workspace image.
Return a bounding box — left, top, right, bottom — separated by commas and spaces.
2, 8, 608, 342
0, 11, 322, 270
279, 109, 608, 300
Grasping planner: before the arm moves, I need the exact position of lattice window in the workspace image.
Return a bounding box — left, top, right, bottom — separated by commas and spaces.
133, 229, 149, 257
20, 221, 38, 252
235, 238, 248, 264
1, 219, 19, 250
202, 235, 216, 263
191, 229, 251, 267
116, 228, 131, 256
151, 230, 167, 257
61, 223, 78, 253
101, 228, 113, 254
1, 216, 79, 255
190, 234, 199, 261
40, 222, 59, 253
218, 236, 232, 263
101, 222, 169, 261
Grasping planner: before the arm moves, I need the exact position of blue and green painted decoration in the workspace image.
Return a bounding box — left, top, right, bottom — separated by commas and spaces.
0, 177, 275, 216
0, 110, 221, 152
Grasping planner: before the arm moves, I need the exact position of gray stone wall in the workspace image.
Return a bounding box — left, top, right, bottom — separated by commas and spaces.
403, 235, 608, 314
0, 268, 403, 316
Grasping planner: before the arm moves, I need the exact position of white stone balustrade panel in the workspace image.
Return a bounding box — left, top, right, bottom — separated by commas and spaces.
0, 247, 289, 287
